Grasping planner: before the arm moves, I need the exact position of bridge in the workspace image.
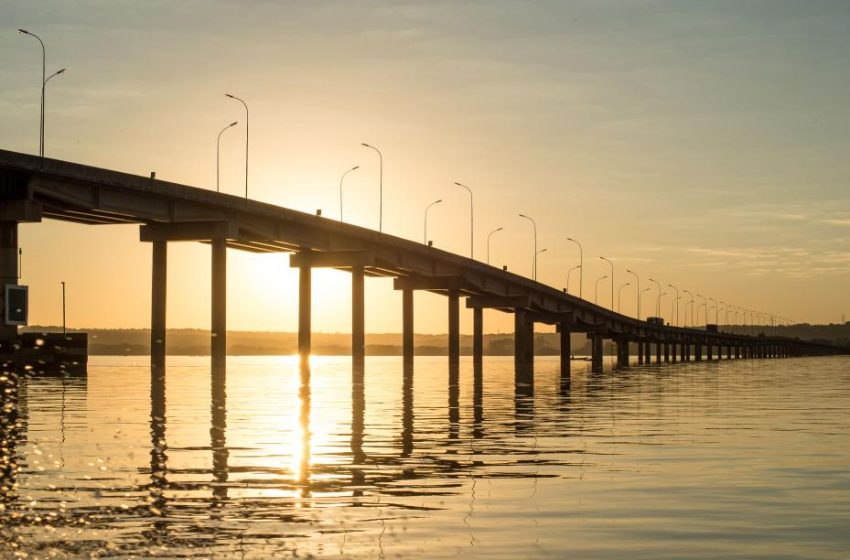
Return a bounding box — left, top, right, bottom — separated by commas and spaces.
0, 148, 844, 380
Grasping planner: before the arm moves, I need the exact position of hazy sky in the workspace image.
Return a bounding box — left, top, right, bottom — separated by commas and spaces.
2, 1, 849, 334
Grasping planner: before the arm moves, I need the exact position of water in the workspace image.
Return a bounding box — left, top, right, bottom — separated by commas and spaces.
2, 355, 850, 558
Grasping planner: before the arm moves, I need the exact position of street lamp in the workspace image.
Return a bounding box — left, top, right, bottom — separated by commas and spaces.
224, 93, 249, 198
641, 287, 651, 318
594, 275, 608, 305
424, 199, 442, 244
697, 294, 707, 326
667, 284, 679, 326
454, 182, 474, 259
625, 269, 640, 320
566, 264, 581, 295
683, 290, 694, 327
216, 121, 238, 192
708, 297, 718, 325
719, 301, 728, 331
486, 227, 503, 265
518, 214, 538, 281
42, 67, 65, 156
536, 248, 548, 281
361, 142, 383, 232
338, 165, 360, 221
617, 282, 631, 313
599, 256, 614, 311
61, 280, 66, 334
649, 278, 661, 318
566, 237, 583, 299
18, 28, 45, 157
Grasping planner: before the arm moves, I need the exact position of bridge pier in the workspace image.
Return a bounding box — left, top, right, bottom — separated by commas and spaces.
473, 306, 483, 369
211, 239, 227, 369
352, 265, 365, 369
448, 289, 460, 370
590, 334, 604, 373
515, 310, 534, 383
663, 342, 670, 363
402, 288, 414, 367
151, 241, 167, 370
298, 262, 311, 366
671, 342, 678, 363
655, 340, 661, 364
616, 338, 629, 369
559, 323, 571, 379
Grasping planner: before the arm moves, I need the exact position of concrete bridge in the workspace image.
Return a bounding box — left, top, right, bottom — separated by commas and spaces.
0, 149, 844, 379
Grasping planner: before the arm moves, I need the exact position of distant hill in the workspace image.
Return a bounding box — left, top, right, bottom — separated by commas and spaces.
20, 323, 850, 356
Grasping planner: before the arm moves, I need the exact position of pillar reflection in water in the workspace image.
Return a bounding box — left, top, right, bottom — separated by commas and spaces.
514, 363, 534, 433
296, 363, 311, 497
210, 363, 228, 503
448, 362, 460, 443
1, 370, 21, 515
351, 363, 365, 494
401, 363, 414, 458
148, 363, 169, 538
472, 361, 484, 440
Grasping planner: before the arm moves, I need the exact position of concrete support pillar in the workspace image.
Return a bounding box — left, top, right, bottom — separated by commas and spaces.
655, 341, 662, 364
298, 263, 311, 366
644, 341, 651, 364
151, 240, 167, 370
473, 306, 483, 369
448, 289, 460, 369
727, 345, 733, 360
681, 342, 687, 362
637, 341, 644, 365
706, 343, 713, 361
351, 265, 365, 369
514, 310, 529, 371
617, 338, 629, 369
664, 342, 670, 363
211, 238, 227, 369
695, 343, 702, 362
559, 324, 571, 378
0, 222, 19, 346
590, 334, 604, 373
402, 288, 414, 367
671, 342, 677, 363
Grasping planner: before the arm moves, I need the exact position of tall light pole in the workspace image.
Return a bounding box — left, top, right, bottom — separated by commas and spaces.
683, 290, 694, 327
617, 282, 631, 313
594, 275, 608, 305
536, 248, 547, 280
216, 121, 238, 192
599, 256, 614, 311
659, 291, 668, 324
361, 143, 383, 231
454, 182, 474, 259
649, 278, 661, 318
42, 67, 65, 156
667, 284, 679, 326
338, 165, 359, 221
697, 294, 707, 326
566, 237, 583, 299
641, 287, 651, 318
518, 214, 538, 281
709, 297, 718, 325
224, 93, 249, 198
566, 264, 581, 295
424, 199, 442, 244
19, 29, 45, 157
625, 269, 640, 320
719, 301, 728, 331
486, 227, 503, 265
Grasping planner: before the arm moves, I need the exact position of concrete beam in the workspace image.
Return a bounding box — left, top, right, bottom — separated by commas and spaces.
140, 221, 238, 242
0, 200, 42, 222
290, 250, 376, 269
393, 275, 475, 292
466, 295, 530, 309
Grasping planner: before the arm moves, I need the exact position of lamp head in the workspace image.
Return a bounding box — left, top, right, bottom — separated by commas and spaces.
18, 28, 29, 34
225, 93, 235, 99
230, 121, 238, 127
351, 165, 360, 171
361, 142, 371, 148
56, 68, 66, 75
496, 227, 503, 232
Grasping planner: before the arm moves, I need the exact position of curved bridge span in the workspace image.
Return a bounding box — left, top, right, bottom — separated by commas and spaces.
0, 149, 844, 376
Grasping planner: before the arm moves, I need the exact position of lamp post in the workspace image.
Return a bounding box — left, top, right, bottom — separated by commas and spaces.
224, 93, 249, 198
649, 278, 661, 317
486, 227, 502, 265
599, 256, 614, 311
625, 269, 640, 320
683, 290, 694, 327
659, 291, 668, 324
361, 143, 383, 231
424, 199, 442, 244
536, 248, 547, 281
338, 165, 359, 221
566, 264, 581, 295
641, 287, 651, 318
617, 282, 631, 313
216, 121, 238, 192
708, 297, 718, 325
518, 214, 538, 281
667, 284, 679, 326
41, 67, 65, 156
719, 301, 728, 331
594, 275, 608, 305
566, 237, 583, 299
454, 182, 474, 259
18, 29, 45, 157
698, 303, 706, 328
697, 294, 707, 326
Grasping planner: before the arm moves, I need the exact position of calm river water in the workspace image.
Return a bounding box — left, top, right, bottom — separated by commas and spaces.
2, 355, 850, 558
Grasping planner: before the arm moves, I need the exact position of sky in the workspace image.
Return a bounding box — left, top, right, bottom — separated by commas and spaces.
2, 0, 849, 334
